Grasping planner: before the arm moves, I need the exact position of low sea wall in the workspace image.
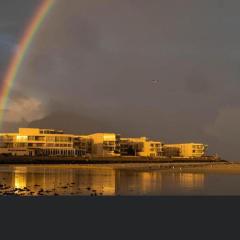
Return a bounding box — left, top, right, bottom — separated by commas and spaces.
0, 156, 227, 164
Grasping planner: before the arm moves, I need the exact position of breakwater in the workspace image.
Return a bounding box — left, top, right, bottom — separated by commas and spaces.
0, 156, 227, 164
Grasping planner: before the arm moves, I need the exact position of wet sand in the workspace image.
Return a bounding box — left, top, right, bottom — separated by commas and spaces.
0, 161, 229, 171
174, 162, 240, 174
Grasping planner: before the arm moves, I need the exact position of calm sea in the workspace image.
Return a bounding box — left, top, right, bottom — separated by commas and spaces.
0, 164, 239, 196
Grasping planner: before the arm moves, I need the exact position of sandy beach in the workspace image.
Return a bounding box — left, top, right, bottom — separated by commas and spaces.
0, 161, 232, 171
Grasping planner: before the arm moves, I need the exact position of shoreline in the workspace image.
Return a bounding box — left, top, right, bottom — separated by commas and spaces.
0, 156, 232, 172
0, 156, 226, 165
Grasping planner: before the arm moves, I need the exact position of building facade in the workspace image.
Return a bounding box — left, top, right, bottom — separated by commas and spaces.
163, 143, 208, 158
120, 137, 163, 157
87, 133, 121, 157
0, 128, 77, 157
0, 128, 209, 159
0, 129, 121, 157
73, 135, 92, 157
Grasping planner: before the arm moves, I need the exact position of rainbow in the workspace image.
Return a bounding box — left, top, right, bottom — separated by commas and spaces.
0, 0, 55, 129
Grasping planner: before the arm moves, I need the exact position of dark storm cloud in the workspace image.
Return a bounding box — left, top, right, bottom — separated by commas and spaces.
0, 33, 16, 76
0, 33, 16, 50
0, 0, 41, 37
0, 0, 41, 82
2, 0, 240, 159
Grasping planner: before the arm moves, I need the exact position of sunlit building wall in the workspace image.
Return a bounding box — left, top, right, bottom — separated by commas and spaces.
0, 129, 121, 157
0, 128, 79, 157
163, 143, 208, 158
120, 137, 163, 157
87, 133, 121, 157
0, 128, 209, 158
73, 135, 93, 156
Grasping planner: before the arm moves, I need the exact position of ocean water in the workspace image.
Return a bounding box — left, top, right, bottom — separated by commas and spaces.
0, 164, 240, 196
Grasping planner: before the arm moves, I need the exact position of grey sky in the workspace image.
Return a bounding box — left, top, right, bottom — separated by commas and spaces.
1, 0, 240, 160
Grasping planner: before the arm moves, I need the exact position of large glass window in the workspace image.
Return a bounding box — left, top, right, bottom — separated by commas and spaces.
55, 136, 72, 142
16, 136, 28, 142
28, 136, 35, 141
35, 136, 45, 141
46, 136, 55, 142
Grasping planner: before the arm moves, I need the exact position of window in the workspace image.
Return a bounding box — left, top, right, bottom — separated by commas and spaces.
47, 143, 54, 147
16, 136, 28, 142
35, 136, 45, 141
46, 136, 55, 142
28, 136, 35, 141
55, 136, 72, 142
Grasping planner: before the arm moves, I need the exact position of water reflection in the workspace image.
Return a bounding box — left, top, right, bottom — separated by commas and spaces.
14, 173, 27, 189
0, 165, 206, 196
116, 171, 163, 195
178, 173, 204, 190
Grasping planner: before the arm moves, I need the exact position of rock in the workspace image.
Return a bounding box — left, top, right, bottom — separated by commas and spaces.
3, 192, 15, 196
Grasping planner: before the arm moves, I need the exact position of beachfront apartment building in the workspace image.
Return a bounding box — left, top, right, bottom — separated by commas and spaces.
120, 137, 163, 157
0, 128, 78, 157
87, 133, 121, 157
163, 143, 208, 158
0, 129, 121, 157
0, 128, 209, 159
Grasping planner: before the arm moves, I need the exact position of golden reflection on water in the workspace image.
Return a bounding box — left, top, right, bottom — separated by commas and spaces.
115, 172, 163, 195
141, 172, 162, 193
13, 167, 27, 189
178, 173, 204, 189
0, 165, 206, 196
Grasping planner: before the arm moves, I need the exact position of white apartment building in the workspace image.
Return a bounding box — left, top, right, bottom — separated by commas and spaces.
87, 133, 121, 157
0, 128, 77, 157
163, 143, 208, 158
120, 137, 163, 157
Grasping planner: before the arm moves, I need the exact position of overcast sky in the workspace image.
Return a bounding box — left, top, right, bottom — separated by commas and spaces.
1, 0, 240, 160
